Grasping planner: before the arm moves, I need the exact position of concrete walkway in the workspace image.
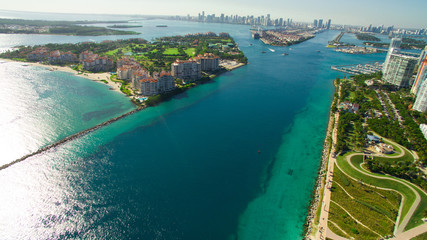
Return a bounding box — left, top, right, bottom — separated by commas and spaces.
390, 223, 427, 240
316, 112, 340, 240
345, 152, 421, 235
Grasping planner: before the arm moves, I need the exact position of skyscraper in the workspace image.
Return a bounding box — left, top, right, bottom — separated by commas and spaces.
318, 19, 323, 28
412, 54, 427, 95
413, 80, 427, 112
383, 38, 402, 76
383, 53, 418, 88
326, 19, 331, 29
313, 19, 318, 28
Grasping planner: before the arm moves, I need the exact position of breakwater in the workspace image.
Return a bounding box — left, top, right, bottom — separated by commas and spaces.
330, 31, 344, 44
303, 82, 337, 239
0, 107, 144, 171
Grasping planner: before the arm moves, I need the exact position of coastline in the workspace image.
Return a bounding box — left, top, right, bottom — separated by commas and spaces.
0, 58, 123, 95
303, 80, 338, 239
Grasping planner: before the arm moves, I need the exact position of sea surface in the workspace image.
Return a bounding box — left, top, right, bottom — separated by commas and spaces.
0, 11, 388, 239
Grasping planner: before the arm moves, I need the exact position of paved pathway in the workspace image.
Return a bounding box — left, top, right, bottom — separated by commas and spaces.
345, 152, 421, 235
317, 112, 339, 240
390, 223, 427, 240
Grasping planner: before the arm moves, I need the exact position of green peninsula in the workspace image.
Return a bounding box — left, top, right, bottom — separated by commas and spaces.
1, 32, 247, 106
0, 18, 139, 36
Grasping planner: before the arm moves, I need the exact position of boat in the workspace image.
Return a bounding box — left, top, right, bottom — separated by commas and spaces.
283, 53, 289, 56
261, 51, 266, 53
258, 150, 261, 154
250, 43, 253, 46
269, 48, 275, 52
156, 25, 168, 27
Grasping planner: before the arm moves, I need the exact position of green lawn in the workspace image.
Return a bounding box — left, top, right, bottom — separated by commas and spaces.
329, 202, 380, 240
337, 154, 416, 226
184, 48, 196, 57
163, 48, 180, 55
330, 167, 399, 238
352, 154, 427, 231
411, 232, 427, 240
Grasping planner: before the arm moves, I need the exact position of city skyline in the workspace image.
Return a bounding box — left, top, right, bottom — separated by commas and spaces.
1, 0, 427, 29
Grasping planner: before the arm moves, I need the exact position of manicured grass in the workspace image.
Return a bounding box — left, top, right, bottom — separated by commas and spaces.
329, 202, 379, 240
184, 48, 196, 57
405, 187, 427, 231
411, 232, 427, 240
330, 167, 398, 238
353, 155, 427, 231
163, 48, 180, 55
328, 221, 350, 239
337, 154, 416, 225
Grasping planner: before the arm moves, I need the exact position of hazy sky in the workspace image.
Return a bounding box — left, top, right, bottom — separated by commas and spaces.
1, 0, 427, 29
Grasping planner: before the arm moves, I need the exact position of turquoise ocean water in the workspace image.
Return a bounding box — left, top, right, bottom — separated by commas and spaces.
0, 12, 389, 239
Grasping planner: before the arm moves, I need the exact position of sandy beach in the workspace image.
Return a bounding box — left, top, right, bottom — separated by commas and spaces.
0, 58, 124, 96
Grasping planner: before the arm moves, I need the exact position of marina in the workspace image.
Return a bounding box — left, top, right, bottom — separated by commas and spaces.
331, 61, 383, 75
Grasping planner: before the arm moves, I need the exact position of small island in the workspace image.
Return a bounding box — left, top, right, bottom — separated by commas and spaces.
364, 37, 426, 50
355, 33, 381, 42
0, 18, 140, 36
0, 32, 247, 107
251, 28, 315, 46
108, 25, 143, 28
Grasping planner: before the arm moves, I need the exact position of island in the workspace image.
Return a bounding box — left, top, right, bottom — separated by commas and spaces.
0, 19, 139, 36
251, 28, 315, 46
0, 32, 247, 107
335, 46, 384, 54
107, 25, 143, 28
355, 33, 381, 42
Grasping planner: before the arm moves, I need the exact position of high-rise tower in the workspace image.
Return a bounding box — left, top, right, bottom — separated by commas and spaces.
383, 38, 402, 77
412, 54, 427, 95
413, 79, 427, 112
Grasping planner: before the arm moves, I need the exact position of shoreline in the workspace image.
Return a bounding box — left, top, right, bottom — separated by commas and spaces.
0, 58, 123, 95
303, 80, 338, 239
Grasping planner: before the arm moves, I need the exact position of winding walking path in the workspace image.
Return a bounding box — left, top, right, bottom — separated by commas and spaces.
344, 152, 421, 235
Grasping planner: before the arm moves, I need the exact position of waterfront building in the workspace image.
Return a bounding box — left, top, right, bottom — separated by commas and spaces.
413, 79, 427, 112
418, 46, 427, 66
171, 59, 201, 82
318, 19, 323, 28
27, 47, 49, 61
193, 53, 219, 72
117, 57, 141, 81
383, 53, 417, 88
154, 71, 176, 92
47, 50, 77, 64
131, 68, 151, 89
80, 51, 114, 72
137, 78, 159, 96
411, 54, 427, 95
382, 38, 401, 75
132, 69, 176, 96
420, 124, 427, 140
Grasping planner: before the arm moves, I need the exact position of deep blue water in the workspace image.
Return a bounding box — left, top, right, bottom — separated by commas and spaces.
0, 12, 388, 239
